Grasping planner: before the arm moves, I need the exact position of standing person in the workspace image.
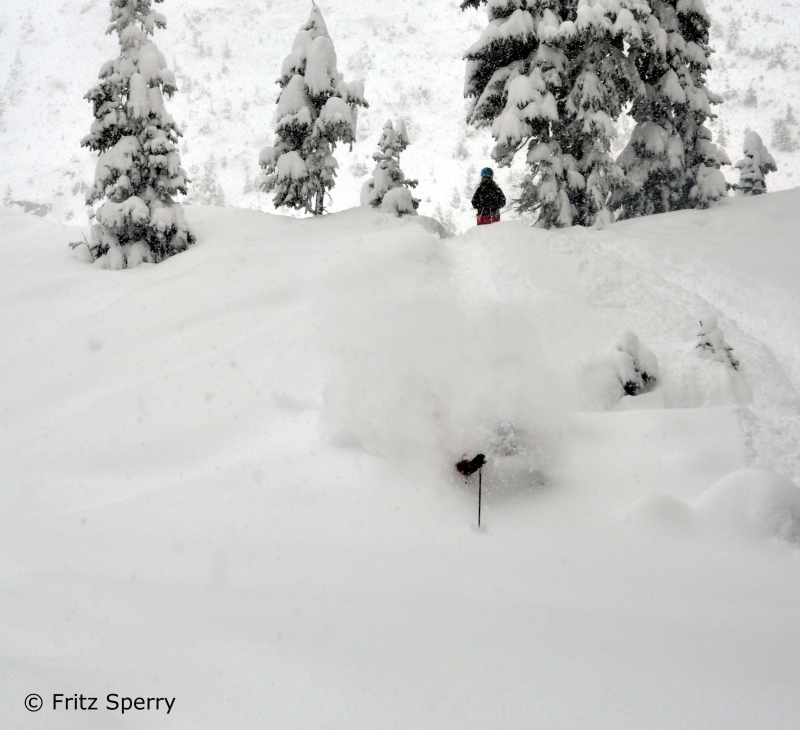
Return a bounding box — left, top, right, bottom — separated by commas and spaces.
471, 167, 506, 226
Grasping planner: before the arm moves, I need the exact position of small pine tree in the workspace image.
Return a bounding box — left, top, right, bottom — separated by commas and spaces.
772, 105, 799, 153
734, 131, 776, 195
258, 4, 367, 216
82, 0, 194, 269
716, 122, 728, 148
361, 119, 419, 215
696, 316, 739, 370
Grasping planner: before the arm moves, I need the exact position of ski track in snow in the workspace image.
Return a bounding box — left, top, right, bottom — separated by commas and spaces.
578, 195, 800, 486
448, 207, 800, 487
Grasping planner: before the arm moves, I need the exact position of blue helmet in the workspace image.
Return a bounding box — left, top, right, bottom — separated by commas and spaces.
480, 167, 493, 178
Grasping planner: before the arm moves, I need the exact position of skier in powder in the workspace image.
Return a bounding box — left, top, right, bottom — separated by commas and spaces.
471, 168, 506, 225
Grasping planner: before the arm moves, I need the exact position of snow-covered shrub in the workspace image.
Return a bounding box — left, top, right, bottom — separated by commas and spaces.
82, 0, 194, 269
258, 5, 367, 215
190, 156, 227, 206
733, 132, 776, 196
380, 187, 418, 217
696, 316, 739, 370
361, 119, 419, 215
611, 329, 659, 396
582, 329, 659, 409
614, 0, 730, 219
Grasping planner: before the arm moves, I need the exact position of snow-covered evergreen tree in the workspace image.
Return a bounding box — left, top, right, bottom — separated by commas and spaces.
734, 131, 776, 196
82, 0, 194, 269
462, 0, 661, 228
258, 4, 367, 216
544, 2, 650, 227
772, 105, 799, 153
742, 85, 757, 108
361, 119, 419, 216
669, 0, 729, 208
614, 0, 729, 219
696, 316, 739, 370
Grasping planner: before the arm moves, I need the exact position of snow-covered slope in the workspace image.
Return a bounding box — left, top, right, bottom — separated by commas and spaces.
1, 0, 798, 231
2, 191, 800, 728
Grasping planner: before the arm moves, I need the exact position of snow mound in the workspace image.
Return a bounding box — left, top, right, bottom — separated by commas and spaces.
622, 493, 697, 534
694, 468, 800, 543
623, 469, 800, 544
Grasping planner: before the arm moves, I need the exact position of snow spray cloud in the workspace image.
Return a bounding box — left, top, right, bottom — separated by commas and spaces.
320, 229, 570, 471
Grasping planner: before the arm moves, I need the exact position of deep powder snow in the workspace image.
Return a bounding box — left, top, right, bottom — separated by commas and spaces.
2, 190, 800, 728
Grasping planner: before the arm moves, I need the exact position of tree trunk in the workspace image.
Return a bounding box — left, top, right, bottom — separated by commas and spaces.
314, 189, 325, 216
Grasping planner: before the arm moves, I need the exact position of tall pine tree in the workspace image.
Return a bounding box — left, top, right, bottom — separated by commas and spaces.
614, 0, 729, 218
82, 0, 193, 269
538, 3, 650, 227
259, 4, 367, 215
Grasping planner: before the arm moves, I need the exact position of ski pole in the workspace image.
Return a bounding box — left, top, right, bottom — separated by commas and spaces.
478, 467, 482, 527
455, 454, 486, 527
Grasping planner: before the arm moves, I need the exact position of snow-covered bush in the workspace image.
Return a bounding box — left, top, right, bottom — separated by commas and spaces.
82, 0, 194, 269
614, 0, 730, 218
696, 316, 739, 370
582, 329, 659, 409
610, 329, 659, 396
361, 119, 419, 215
380, 187, 419, 217
734, 132, 777, 196
258, 5, 367, 215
